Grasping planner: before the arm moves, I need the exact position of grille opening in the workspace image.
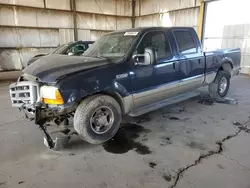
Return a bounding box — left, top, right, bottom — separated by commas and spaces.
9, 82, 39, 107
11, 86, 30, 91
13, 100, 23, 104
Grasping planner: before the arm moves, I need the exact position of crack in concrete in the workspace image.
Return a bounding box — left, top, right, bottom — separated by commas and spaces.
169, 121, 250, 188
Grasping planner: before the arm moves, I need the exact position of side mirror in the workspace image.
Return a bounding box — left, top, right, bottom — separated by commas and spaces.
132, 47, 155, 66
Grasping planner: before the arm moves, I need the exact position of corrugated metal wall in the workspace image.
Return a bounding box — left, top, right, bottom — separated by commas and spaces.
0, 0, 132, 70
135, 0, 200, 31
1, 0, 202, 71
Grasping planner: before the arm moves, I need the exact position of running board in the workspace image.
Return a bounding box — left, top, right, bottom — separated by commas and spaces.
128, 91, 200, 117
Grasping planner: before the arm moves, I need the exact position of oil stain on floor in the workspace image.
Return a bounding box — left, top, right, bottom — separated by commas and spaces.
102, 123, 152, 155
148, 162, 157, 169
162, 174, 172, 182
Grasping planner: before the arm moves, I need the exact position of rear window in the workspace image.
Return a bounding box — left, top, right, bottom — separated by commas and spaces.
173, 30, 197, 54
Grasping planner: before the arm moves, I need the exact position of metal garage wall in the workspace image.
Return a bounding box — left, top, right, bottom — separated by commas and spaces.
203, 0, 250, 74
135, 8, 199, 31
135, 0, 200, 30
0, 0, 132, 71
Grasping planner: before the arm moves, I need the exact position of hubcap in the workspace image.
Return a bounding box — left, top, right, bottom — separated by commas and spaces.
219, 77, 228, 94
90, 106, 114, 134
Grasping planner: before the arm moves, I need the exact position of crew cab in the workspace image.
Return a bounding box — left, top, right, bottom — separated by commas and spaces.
9, 27, 241, 149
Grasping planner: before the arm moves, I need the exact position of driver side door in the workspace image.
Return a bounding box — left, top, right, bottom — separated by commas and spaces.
130, 30, 178, 109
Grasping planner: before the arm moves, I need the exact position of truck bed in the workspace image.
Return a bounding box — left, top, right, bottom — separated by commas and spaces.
204, 48, 241, 75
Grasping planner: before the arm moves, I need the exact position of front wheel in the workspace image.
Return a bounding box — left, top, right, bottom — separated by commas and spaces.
74, 95, 122, 144
209, 70, 231, 99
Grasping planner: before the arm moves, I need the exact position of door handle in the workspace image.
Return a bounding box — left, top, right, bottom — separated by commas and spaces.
173, 62, 179, 69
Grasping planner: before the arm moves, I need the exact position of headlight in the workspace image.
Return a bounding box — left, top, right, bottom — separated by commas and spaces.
40, 86, 64, 105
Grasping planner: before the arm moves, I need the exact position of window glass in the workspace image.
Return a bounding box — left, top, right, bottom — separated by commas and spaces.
137, 31, 171, 60
173, 30, 197, 54
50, 44, 69, 54
83, 32, 137, 58
71, 44, 87, 53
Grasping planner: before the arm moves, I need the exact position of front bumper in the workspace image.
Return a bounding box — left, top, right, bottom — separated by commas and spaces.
21, 102, 77, 124
19, 101, 77, 150
9, 80, 77, 124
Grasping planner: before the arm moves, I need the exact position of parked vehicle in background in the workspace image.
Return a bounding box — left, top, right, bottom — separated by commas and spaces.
9, 27, 241, 150
26, 41, 94, 66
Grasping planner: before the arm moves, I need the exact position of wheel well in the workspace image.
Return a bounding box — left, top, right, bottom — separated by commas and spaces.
220, 62, 233, 76
93, 91, 125, 115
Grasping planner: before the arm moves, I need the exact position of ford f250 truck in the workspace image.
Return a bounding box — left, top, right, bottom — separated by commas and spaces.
9, 27, 241, 149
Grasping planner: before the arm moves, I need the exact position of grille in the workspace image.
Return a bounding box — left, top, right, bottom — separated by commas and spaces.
9, 81, 40, 107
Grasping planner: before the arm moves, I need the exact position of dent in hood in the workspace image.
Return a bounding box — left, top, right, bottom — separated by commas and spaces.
24, 54, 109, 83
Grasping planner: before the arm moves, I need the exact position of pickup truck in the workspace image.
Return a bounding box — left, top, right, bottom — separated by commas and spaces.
26, 40, 94, 66
9, 27, 241, 149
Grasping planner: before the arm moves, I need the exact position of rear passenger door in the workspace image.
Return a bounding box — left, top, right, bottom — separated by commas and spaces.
172, 29, 205, 92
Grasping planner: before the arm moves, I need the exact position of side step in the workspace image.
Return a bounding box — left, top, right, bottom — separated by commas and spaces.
128, 91, 200, 117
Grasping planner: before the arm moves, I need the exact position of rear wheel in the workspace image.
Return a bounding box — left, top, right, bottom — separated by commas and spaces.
74, 95, 122, 144
209, 70, 231, 99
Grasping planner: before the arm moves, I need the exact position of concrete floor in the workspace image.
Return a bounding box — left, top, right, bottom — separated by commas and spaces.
0, 75, 250, 188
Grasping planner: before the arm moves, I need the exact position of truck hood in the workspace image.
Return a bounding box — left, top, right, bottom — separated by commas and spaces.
23, 54, 109, 83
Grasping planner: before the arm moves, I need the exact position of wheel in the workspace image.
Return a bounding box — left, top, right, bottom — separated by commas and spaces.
74, 95, 122, 144
209, 70, 231, 99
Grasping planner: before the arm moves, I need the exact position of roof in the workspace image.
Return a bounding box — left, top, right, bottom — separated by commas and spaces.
75, 40, 95, 44
110, 26, 194, 34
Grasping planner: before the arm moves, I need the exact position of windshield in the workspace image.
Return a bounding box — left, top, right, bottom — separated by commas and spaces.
83, 32, 138, 58
50, 44, 69, 54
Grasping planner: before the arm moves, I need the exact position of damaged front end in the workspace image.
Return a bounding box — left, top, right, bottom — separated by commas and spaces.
9, 76, 77, 150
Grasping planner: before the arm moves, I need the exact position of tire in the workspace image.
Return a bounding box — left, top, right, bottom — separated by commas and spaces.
74, 95, 122, 144
208, 70, 231, 100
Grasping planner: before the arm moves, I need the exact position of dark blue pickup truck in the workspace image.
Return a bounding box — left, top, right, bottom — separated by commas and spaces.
9, 27, 241, 149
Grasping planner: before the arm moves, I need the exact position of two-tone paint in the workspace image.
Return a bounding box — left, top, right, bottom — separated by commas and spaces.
23, 27, 241, 116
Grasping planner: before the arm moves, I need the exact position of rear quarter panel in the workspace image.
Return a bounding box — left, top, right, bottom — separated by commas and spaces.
223, 48, 241, 68
204, 48, 241, 74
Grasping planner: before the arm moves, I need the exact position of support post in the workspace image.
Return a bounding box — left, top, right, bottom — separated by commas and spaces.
71, 0, 78, 41
132, 0, 136, 28
43, 0, 46, 8
198, 0, 205, 41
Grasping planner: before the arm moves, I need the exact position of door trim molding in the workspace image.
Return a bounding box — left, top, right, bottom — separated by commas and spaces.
131, 74, 204, 110
133, 80, 179, 99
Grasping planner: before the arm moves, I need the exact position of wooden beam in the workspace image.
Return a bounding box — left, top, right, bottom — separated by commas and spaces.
43, 0, 46, 8
71, 0, 78, 41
